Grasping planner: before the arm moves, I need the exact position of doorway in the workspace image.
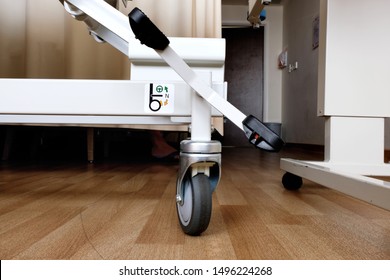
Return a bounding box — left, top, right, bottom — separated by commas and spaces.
222, 27, 264, 147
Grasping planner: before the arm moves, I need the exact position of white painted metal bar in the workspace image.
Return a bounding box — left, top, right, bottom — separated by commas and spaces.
281, 158, 390, 211
156, 46, 247, 131
191, 72, 213, 142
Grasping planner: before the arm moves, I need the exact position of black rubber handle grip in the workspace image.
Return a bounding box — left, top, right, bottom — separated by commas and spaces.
243, 115, 284, 152
128, 7, 170, 50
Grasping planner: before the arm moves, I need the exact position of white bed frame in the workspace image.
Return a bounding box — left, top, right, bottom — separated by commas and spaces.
1, 0, 283, 235
0, 0, 226, 162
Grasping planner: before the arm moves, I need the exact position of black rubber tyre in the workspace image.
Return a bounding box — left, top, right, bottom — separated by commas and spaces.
282, 172, 303, 190
176, 174, 212, 236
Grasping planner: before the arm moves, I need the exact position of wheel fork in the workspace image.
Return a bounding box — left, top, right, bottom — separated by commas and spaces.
176, 140, 221, 205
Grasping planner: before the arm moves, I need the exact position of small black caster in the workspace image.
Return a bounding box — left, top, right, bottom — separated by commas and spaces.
282, 172, 303, 190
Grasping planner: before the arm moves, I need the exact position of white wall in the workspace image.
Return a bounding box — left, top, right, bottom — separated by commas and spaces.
222, 4, 284, 124
222, 4, 249, 26
263, 6, 283, 123
281, 0, 324, 145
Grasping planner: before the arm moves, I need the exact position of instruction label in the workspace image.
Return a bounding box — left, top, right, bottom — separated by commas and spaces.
145, 83, 175, 114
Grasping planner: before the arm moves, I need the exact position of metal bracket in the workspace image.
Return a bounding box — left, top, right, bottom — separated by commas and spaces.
176, 140, 221, 205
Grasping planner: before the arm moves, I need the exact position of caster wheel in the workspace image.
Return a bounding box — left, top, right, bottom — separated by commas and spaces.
282, 172, 303, 190
177, 174, 212, 236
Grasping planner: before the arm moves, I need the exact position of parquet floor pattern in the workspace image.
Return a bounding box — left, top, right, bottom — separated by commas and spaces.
0, 146, 389, 259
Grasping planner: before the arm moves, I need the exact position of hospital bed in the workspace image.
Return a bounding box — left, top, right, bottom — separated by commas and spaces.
0, 0, 283, 235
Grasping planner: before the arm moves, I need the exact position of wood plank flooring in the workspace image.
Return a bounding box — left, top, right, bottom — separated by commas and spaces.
0, 146, 389, 259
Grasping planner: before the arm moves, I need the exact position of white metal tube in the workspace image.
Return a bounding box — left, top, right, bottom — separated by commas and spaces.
156, 46, 247, 131
191, 72, 212, 141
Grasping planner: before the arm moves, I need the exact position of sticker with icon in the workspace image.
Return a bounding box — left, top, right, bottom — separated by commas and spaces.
145, 83, 174, 113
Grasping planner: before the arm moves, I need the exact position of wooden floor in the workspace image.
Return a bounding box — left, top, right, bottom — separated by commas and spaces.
0, 146, 389, 260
